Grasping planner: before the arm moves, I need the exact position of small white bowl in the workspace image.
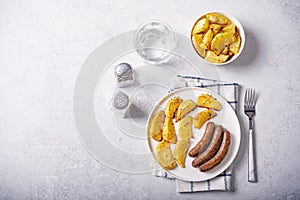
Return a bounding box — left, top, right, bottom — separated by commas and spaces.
191, 11, 245, 66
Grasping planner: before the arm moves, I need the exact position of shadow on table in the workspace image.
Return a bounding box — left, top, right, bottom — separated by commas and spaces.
229, 27, 260, 68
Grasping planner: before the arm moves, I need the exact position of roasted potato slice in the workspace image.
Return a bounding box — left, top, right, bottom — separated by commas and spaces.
192, 17, 210, 34
156, 140, 170, 152
211, 31, 236, 55
178, 116, 193, 139
206, 13, 229, 25
229, 34, 241, 54
192, 34, 207, 58
162, 117, 177, 144
199, 29, 214, 50
165, 97, 183, 119
193, 109, 217, 129
149, 110, 165, 141
175, 99, 197, 122
156, 145, 177, 170
192, 33, 204, 44
210, 24, 222, 35
222, 23, 236, 34
197, 94, 221, 110
205, 51, 229, 63
173, 139, 190, 168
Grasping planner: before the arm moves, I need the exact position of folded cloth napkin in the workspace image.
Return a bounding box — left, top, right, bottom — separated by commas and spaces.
152, 75, 239, 193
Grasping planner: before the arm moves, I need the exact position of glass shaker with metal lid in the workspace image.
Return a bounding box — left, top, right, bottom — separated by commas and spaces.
110, 90, 131, 118
114, 63, 135, 87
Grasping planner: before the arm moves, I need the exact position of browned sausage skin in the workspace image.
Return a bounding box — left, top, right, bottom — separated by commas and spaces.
192, 125, 223, 167
199, 130, 231, 172
188, 122, 215, 157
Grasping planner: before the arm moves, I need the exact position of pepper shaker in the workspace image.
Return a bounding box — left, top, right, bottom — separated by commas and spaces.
110, 90, 131, 118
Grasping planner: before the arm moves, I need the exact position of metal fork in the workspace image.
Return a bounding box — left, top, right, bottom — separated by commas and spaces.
244, 88, 257, 182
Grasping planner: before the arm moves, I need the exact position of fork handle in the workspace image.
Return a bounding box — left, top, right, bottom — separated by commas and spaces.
248, 128, 256, 182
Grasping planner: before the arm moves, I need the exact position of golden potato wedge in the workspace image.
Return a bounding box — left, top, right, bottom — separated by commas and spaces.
205, 51, 229, 63
156, 146, 177, 170
192, 33, 204, 44
149, 110, 165, 141
192, 35, 207, 58
156, 140, 170, 152
210, 24, 222, 35
162, 117, 177, 144
206, 13, 229, 25
165, 97, 183, 119
229, 34, 241, 54
193, 109, 217, 129
199, 29, 214, 50
192, 17, 210, 34
222, 23, 236, 34
178, 116, 193, 139
173, 139, 190, 168
175, 99, 197, 122
197, 94, 221, 110
211, 31, 236, 55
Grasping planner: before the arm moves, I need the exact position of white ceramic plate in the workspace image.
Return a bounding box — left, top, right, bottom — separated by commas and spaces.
147, 87, 240, 181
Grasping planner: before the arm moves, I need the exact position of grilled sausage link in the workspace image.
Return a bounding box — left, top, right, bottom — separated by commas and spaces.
192, 125, 223, 167
199, 130, 231, 172
188, 122, 215, 157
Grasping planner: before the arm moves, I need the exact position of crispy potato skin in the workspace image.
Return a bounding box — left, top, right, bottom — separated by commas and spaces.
174, 139, 190, 168
205, 51, 229, 63
156, 145, 177, 170
176, 99, 197, 122
206, 13, 229, 25
199, 29, 214, 50
165, 97, 183, 119
156, 140, 170, 152
192, 17, 210, 34
149, 110, 165, 141
193, 109, 217, 129
178, 116, 193, 139
162, 117, 177, 144
211, 31, 236, 55
191, 34, 206, 58
197, 94, 221, 111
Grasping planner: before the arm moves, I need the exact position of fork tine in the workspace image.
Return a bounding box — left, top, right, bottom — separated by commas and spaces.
244, 88, 249, 105
244, 88, 256, 108
250, 88, 255, 107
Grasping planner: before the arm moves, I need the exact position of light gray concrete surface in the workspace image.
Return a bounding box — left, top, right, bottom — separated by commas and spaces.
1, 0, 300, 199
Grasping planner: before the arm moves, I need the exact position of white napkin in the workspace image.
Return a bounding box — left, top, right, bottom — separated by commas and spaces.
152, 75, 239, 192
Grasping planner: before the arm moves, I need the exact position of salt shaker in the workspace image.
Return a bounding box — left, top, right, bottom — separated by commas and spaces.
110, 90, 131, 118
114, 63, 135, 87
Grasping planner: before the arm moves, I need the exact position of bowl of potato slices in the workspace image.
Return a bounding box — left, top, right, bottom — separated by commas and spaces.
191, 12, 245, 65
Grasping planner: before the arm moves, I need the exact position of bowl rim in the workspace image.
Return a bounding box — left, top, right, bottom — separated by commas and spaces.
191, 11, 245, 66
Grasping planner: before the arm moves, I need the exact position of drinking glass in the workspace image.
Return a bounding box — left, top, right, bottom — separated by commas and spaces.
133, 20, 176, 64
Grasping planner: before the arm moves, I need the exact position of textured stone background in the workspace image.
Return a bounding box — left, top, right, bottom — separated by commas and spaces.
0, 0, 300, 199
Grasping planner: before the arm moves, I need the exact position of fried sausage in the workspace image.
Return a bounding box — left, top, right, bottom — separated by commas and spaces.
199, 130, 231, 172
192, 125, 223, 167
188, 122, 215, 157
